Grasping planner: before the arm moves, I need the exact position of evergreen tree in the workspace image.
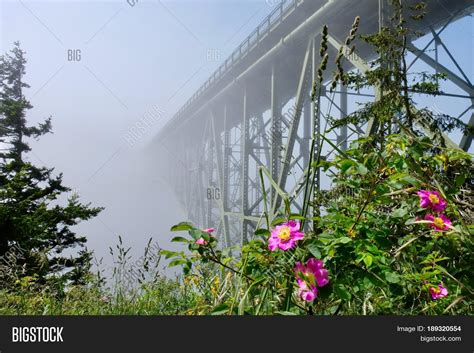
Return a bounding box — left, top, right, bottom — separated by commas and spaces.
0, 42, 103, 285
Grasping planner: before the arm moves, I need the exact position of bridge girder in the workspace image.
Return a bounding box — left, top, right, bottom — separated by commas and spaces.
157, 0, 474, 246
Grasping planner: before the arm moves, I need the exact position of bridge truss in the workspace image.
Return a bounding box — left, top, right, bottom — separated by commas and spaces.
156, 0, 474, 246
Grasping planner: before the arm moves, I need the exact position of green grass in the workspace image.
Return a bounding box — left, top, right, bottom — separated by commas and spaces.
0, 277, 196, 315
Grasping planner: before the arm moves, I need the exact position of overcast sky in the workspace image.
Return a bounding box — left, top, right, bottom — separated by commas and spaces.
0, 0, 276, 264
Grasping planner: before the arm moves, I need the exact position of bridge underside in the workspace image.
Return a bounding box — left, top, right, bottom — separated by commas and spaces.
155, 0, 474, 246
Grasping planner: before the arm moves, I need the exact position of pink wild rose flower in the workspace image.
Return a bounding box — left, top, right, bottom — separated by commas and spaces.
429, 284, 448, 300
425, 214, 452, 232
417, 190, 447, 212
294, 258, 329, 302
268, 220, 304, 251
195, 238, 207, 245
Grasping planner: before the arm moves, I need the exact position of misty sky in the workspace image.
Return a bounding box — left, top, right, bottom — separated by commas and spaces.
0, 0, 472, 267
0, 0, 277, 264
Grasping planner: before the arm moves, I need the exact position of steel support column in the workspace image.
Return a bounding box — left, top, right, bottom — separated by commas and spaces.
273, 39, 313, 214
339, 83, 348, 151
241, 86, 250, 244
270, 64, 282, 202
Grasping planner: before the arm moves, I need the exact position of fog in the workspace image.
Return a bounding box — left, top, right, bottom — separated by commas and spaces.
1, 0, 472, 270
0, 0, 274, 265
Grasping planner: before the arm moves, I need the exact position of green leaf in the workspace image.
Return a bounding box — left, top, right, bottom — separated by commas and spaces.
311, 160, 332, 170
171, 236, 189, 243
168, 259, 187, 267
337, 237, 352, 244
238, 278, 265, 315
307, 243, 322, 259
201, 231, 211, 242
160, 250, 178, 259
384, 272, 401, 284
189, 229, 205, 240
400, 175, 420, 186
271, 217, 286, 226
340, 159, 356, 174
334, 284, 352, 301
455, 174, 466, 187
363, 254, 373, 268
392, 207, 407, 218
275, 311, 298, 316
183, 262, 192, 275
210, 304, 229, 315
170, 222, 194, 232
318, 232, 334, 239
254, 228, 270, 237
356, 163, 368, 175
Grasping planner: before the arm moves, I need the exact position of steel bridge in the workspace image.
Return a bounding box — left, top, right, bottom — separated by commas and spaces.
155, 0, 474, 246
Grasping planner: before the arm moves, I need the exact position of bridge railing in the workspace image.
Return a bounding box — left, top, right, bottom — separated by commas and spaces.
174, 0, 300, 120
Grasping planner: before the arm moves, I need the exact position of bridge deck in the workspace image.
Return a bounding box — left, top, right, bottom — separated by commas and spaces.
157, 0, 474, 143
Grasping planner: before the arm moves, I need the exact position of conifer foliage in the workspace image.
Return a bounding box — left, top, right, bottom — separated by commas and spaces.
0, 42, 102, 285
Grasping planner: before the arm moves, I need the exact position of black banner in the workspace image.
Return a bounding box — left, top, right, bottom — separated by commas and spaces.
0, 316, 472, 352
